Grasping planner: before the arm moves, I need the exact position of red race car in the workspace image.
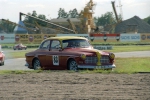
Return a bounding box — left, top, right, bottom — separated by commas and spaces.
0, 46, 5, 66
25, 36, 116, 71
13, 43, 27, 50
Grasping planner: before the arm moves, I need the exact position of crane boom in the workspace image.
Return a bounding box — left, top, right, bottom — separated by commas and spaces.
111, 1, 119, 23
1, 19, 37, 32
20, 12, 75, 34
67, 19, 77, 34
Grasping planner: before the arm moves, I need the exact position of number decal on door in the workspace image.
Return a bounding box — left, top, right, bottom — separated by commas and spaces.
52, 55, 59, 65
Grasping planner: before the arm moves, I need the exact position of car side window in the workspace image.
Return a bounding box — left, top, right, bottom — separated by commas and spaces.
40, 40, 50, 49
51, 40, 60, 50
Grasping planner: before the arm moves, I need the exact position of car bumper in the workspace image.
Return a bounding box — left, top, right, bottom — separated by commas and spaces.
78, 64, 116, 69
25, 62, 116, 70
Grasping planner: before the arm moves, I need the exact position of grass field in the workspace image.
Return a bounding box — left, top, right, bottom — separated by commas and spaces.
0, 57, 149, 74
1, 45, 150, 74
104, 45, 150, 52
114, 57, 150, 73
4, 48, 36, 59
3, 45, 150, 58
78, 57, 150, 74
0, 57, 150, 74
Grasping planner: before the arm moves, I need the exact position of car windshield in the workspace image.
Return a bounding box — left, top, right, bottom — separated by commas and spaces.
62, 39, 91, 48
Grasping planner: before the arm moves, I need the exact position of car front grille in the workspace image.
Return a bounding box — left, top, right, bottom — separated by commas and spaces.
100, 56, 110, 63
85, 56, 110, 64
85, 56, 97, 64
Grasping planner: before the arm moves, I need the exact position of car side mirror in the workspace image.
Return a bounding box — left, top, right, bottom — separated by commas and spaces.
56, 45, 60, 49
56, 46, 62, 51
59, 48, 62, 51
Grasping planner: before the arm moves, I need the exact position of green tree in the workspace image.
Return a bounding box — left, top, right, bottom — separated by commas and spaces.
144, 16, 150, 25
37, 14, 47, 26
0, 19, 15, 33
32, 10, 37, 17
95, 12, 116, 26
57, 8, 79, 18
23, 11, 47, 27
23, 12, 33, 25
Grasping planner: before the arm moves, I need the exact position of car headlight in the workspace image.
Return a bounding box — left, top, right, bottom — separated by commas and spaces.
109, 53, 115, 59
81, 54, 86, 60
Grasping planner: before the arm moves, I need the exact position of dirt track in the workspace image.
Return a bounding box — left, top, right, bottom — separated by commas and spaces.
0, 71, 150, 100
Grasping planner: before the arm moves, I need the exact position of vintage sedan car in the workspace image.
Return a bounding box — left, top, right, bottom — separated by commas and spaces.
0, 50, 5, 66
13, 43, 27, 50
25, 36, 116, 71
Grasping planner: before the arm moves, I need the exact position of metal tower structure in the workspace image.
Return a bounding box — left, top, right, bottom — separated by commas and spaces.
117, 0, 123, 20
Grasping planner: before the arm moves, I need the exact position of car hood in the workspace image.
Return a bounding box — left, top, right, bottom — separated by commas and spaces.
63, 48, 110, 56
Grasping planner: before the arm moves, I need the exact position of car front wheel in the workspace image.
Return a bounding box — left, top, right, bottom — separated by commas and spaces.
0, 61, 4, 66
33, 59, 41, 70
68, 59, 78, 71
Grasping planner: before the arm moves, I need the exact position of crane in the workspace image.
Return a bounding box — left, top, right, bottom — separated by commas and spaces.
19, 12, 76, 34
111, 1, 119, 23
116, 0, 123, 21
67, 18, 77, 34
1, 19, 38, 33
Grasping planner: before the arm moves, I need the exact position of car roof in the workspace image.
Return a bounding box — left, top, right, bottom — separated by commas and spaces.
45, 36, 88, 41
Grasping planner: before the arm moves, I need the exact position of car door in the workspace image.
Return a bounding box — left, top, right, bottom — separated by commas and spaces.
46, 40, 63, 69
37, 40, 50, 68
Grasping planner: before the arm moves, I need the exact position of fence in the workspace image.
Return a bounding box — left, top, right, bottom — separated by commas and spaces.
0, 33, 150, 44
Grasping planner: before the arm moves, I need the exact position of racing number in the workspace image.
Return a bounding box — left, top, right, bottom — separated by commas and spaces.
54, 56, 58, 63
52, 55, 59, 65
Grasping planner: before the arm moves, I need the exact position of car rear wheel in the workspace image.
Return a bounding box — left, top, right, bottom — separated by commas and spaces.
33, 59, 41, 70
68, 59, 78, 71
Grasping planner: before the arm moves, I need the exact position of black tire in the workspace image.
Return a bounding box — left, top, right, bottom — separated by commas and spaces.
68, 59, 78, 71
106, 68, 113, 71
33, 59, 41, 70
0, 61, 4, 66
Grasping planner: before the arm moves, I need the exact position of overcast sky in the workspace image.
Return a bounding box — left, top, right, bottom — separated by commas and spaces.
0, 0, 150, 23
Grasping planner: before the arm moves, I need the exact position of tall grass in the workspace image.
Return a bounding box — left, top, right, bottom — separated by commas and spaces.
114, 57, 150, 73
0, 57, 149, 74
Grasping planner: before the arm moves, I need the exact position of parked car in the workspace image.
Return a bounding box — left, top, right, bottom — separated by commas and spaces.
13, 43, 27, 50
25, 36, 116, 71
0, 50, 5, 66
